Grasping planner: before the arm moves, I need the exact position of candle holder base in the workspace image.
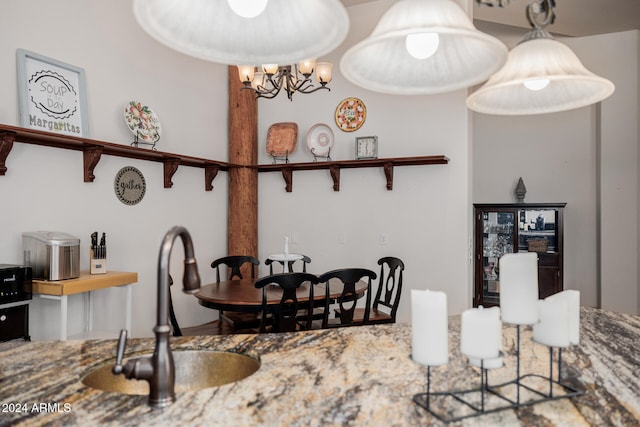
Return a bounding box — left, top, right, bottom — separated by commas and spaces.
413, 346, 583, 423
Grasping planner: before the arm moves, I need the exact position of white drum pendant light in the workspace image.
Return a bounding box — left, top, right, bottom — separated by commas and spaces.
466, 0, 615, 115
133, 0, 349, 65
340, 0, 508, 95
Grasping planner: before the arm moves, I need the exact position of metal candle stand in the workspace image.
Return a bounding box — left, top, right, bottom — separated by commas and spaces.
412, 325, 584, 424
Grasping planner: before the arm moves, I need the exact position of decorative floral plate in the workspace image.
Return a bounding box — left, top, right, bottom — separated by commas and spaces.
306, 123, 334, 157
335, 97, 366, 132
124, 101, 161, 143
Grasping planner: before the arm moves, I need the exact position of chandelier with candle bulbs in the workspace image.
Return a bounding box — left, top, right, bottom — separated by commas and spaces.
237, 59, 333, 101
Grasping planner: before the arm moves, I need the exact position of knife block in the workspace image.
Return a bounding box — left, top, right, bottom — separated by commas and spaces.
90, 248, 107, 275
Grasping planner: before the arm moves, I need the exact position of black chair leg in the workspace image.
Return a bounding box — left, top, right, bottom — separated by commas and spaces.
168, 291, 183, 336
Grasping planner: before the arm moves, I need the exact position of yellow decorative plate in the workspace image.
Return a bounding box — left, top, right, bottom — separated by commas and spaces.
335, 97, 366, 132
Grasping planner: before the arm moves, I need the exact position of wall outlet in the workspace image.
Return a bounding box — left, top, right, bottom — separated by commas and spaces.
379, 233, 388, 245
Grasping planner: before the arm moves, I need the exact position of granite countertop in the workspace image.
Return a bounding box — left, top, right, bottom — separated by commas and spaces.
0, 307, 638, 426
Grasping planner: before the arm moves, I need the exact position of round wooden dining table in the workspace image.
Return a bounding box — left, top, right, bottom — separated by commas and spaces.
194, 277, 368, 313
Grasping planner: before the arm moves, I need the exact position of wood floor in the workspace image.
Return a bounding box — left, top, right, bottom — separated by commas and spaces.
177, 319, 237, 336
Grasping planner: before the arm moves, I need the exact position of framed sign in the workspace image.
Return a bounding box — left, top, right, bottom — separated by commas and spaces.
16, 49, 89, 137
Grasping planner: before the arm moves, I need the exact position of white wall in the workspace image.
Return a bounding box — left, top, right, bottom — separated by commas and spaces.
473, 28, 640, 314
0, 0, 230, 339
583, 31, 640, 314
256, 0, 473, 321
1, 2, 636, 343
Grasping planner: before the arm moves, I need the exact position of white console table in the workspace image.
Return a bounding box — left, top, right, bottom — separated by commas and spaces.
32, 271, 137, 340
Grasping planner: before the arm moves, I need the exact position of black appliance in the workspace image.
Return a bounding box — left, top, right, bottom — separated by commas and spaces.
0, 264, 32, 341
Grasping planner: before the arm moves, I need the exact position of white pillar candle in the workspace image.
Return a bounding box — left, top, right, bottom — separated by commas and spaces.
469, 355, 504, 370
499, 253, 539, 325
533, 298, 571, 348
546, 290, 580, 345
284, 236, 289, 255
460, 306, 502, 360
411, 289, 448, 366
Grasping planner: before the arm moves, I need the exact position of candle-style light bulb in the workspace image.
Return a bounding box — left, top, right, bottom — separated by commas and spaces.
315, 62, 333, 84
237, 65, 255, 85
298, 59, 316, 76
262, 64, 279, 76
252, 71, 264, 90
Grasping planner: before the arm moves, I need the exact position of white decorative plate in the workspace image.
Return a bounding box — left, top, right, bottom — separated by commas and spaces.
124, 101, 161, 143
306, 123, 334, 157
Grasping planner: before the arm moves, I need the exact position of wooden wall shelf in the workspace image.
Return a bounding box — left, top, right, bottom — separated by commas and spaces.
254, 156, 449, 192
0, 124, 449, 192
0, 124, 231, 191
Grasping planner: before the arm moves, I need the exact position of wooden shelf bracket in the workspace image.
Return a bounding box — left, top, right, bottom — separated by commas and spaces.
83, 145, 103, 182
281, 167, 293, 192
384, 162, 394, 190
205, 163, 220, 191
163, 158, 181, 188
329, 165, 340, 191
0, 131, 15, 176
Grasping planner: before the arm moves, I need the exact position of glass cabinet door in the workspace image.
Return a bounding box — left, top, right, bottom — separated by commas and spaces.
518, 209, 558, 252
480, 210, 516, 305
474, 203, 565, 307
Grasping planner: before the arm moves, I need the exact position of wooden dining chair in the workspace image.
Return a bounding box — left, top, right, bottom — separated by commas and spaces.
211, 255, 260, 282
353, 257, 405, 324
254, 272, 320, 333
317, 268, 377, 329
210, 255, 261, 332
265, 255, 312, 274
168, 275, 230, 336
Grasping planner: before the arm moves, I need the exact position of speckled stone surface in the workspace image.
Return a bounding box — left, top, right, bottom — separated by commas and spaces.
0, 307, 637, 426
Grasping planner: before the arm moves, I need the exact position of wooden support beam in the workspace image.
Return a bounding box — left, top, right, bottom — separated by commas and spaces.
228, 66, 258, 267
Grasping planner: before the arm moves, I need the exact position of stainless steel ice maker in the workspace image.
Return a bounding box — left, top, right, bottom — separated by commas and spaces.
22, 231, 80, 281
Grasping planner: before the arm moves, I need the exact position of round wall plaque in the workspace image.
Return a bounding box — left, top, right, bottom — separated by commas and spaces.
335, 97, 366, 132
114, 166, 146, 205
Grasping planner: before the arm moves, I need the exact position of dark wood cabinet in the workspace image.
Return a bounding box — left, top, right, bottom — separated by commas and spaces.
473, 203, 565, 307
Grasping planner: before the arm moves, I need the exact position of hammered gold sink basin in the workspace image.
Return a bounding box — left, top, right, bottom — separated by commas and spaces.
83, 350, 260, 395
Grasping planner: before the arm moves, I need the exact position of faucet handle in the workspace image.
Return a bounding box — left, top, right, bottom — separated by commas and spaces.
112, 329, 128, 375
